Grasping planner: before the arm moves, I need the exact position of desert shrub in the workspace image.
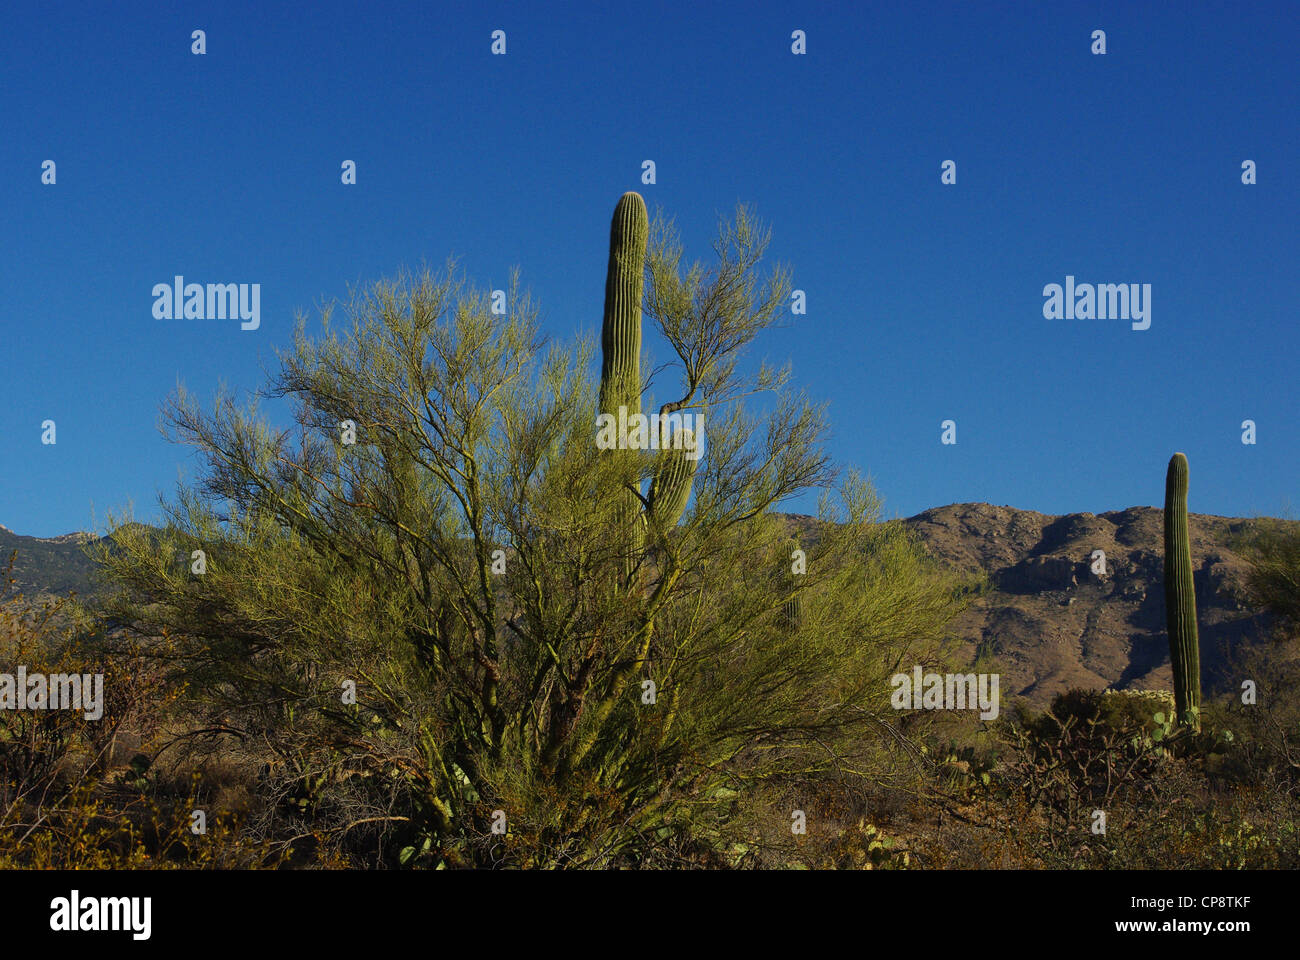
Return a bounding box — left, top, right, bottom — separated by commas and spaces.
1201, 637, 1300, 794
1239, 518, 1300, 639
93, 206, 972, 868
0, 555, 284, 868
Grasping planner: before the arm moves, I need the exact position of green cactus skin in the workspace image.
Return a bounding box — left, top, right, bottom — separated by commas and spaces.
598, 193, 649, 570
599, 192, 646, 420
597, 192, 695, 566
647, 432, 697, 530
1163, 452, 1201, 731
781, 596, 801, 630
779, 537, 802, 630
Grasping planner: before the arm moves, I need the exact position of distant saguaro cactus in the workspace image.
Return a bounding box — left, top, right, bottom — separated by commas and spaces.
779, 536, 803, 630
1163, 452, 1201, 731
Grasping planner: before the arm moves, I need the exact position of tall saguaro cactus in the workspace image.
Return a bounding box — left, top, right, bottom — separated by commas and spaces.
598, 192, 696, 563
600, 193, 646, 419
1163, 452, 1201, 732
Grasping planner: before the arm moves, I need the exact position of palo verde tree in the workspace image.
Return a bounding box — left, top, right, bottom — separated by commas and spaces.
95, 194, 969, 867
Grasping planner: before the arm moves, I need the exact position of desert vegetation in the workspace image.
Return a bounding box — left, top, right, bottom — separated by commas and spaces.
2, 195, 1296, 869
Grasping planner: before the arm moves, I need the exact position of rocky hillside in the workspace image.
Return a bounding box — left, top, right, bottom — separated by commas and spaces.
901, 503, 1269, 707
0, 523, 103, 600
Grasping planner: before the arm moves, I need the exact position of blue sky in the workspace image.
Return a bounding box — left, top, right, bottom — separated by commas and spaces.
2, 0, 1297, 537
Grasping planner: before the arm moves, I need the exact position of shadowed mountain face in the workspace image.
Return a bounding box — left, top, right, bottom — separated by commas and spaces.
899, 503, 1268, 708
1, 505, 1275, 708
0, 524, 104, 599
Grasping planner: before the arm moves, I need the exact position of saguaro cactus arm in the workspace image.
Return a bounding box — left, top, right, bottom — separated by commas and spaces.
646, 432, 697, 530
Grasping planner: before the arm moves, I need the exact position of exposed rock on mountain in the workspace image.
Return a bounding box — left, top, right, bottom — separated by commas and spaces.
901, 503, 1267, 707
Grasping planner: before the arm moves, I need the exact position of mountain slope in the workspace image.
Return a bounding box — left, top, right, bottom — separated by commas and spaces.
901, 503, 1266, 707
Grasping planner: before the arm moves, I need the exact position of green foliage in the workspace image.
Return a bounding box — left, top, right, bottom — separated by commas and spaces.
1163, 453, 1202, 731
1239, 516, 1300, 639
92, 198, 970, 867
